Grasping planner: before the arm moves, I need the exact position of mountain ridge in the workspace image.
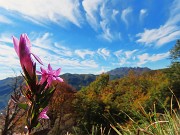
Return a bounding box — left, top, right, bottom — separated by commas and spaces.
0, 67, 152, 110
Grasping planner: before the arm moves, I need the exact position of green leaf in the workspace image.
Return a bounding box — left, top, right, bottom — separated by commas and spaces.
35, 122, 41, 128
18, 103, 28, 110
23, 66, 32, 82
38, 79, 48, 93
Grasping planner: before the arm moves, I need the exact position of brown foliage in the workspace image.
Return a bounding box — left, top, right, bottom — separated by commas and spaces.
48, 82, 77, 134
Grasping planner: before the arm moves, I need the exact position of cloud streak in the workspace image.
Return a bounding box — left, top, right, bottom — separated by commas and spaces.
139, 9, 147, 23
114, 49, 137, 66
137, 52, 170, 66
136, 0, 180, 47
0, 15, 12, 24
0, 0, 83, 27
121, 7, 133, 27
97, 48, 110, 60
75, 49, 94, 59
82, 0, 103, 30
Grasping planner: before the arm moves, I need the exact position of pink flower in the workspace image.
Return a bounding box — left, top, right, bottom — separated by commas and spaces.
37, 64, 63, 86
38, 107, 49, 119
13, 34, 43, 77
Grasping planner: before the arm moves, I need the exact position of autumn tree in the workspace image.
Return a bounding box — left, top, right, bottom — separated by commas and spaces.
48, 82, 76, 135
74, 74, 109, 134
168, 40, 180, 98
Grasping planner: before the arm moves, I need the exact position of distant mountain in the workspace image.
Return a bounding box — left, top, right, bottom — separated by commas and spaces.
0, 76, 23, 110
0, 74, 96, 110
61, 73, 96, 90
107, 67, 151, 80
0, 67, 151, 110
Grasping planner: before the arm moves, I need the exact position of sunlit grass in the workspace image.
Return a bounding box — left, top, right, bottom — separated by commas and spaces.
110, 90, 180, 135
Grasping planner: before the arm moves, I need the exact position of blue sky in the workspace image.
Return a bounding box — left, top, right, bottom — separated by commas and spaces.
0, 0, 179, 80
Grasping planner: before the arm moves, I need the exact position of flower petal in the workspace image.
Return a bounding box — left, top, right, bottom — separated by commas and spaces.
31, 53, 43, 65
42, 106, 48, 112
52, 76, 56, 81
40, 67, 47, 73
39, 114, 49, 119
38, 107, 49, 119
36, 71, 42, 74
39, 74, 47, 84
55, 68, 61, 76
56, 77, 64, 82
24, 34, 31, 51
47, 77, 53, 85
12, 36, 20, 57
48, 64, 52, 71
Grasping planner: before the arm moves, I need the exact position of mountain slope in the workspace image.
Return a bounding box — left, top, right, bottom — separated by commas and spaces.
107, 67, 151, 80
0, 67, 151, 110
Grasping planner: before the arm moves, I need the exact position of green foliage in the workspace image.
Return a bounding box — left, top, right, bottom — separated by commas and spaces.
166, 40, 180, 102
74, 74, 110, 134
170, 40, 180, 62
61, 73, 96, 90
74, 71, 172, 133
17, 103, 28, 110
111, 100, 180, 135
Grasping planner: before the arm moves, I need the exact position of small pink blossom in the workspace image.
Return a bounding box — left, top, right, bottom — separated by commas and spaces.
37, 64, 63, 86
38, 107, 49, 119
13, 34, 43, 77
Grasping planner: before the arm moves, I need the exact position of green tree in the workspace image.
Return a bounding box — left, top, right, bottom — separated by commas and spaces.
73, 74, 109, 133
168, 40, 180, 99
170, 40, 180, 62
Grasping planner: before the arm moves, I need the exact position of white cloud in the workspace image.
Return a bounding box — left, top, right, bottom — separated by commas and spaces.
80, 60, 98, 68
114, 50, 123, 58
99, 3, 113, 41
0, 44, 16, 57
139, 9, 147, 22
167, 0, 180, 26
32, 33, 52, 49
136, 0, 180, 47
54, 43, 73, 57
98, 3, 121, 42
97, 48, 110, 60
137, 25, 180, 47
137, 52, 170, 66
82, 0, 103, 30
0, 0, 83, 27
114, 49, 137, 65
99, 20, 114, 41
121, 7, 133, 27
0, 33, 12, 43
114, 49, 137, 59
75, 49, 94, 59
31, 32, 73, 57
112, 9, 119, 21
157, 30, 180, 45
140, 9, 147, 15
0, 15, 12, 24
83, 0, 121, 42
125, 50, 138, 59
0, 42, 20, 77
55, 58, 98, 70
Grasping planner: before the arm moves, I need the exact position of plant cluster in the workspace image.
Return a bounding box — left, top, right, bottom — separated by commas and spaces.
12, 34, 63, 133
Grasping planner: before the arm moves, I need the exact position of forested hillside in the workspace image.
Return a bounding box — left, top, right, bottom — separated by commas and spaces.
0, 67, 151, 110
